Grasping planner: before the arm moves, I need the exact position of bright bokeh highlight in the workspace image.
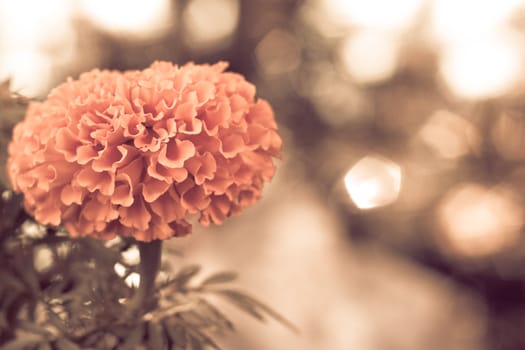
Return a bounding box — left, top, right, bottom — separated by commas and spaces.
255, 29, 302, 77
419, 110, 480, 159
340, 30, 400, 84
431, 0, 523, 43
183, 0, 239, 49
79, 0, 173, 38
319, 0, 423, 30
344, 156, 402, 210
438, 184, 523, 256
0, 52, 53, 97
0, 0, 75, 96
491, 113, 525, 160
439, 34, 523, 99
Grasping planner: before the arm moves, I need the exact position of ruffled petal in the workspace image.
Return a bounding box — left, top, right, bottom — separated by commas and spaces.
158, 139, 195, 168
119, 195, 151, 231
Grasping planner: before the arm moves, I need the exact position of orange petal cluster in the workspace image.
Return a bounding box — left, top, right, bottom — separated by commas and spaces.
7, 61, 282, 241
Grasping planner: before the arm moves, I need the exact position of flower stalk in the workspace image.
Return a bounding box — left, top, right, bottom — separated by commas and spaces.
128, 239, 162, 314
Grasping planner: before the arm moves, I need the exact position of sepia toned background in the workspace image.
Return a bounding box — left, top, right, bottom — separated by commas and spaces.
3, 0, 525, 348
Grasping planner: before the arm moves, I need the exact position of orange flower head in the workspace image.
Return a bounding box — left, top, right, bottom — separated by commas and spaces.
7, 62, 282, 241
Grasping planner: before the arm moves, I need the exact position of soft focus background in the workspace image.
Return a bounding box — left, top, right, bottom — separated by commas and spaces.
4, 0, 525, 348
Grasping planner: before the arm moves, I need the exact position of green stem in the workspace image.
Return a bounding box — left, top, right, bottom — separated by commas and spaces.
128, 239, 162, 313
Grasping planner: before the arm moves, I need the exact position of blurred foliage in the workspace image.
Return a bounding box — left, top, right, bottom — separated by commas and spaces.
0, 80, 28, 187
0, 207, 293, 349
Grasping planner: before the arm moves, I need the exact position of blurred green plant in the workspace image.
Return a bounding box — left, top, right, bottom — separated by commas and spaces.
0, 80, 28, 187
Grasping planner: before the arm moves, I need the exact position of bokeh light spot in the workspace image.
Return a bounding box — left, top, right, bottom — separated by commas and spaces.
121, 245, 140, 266
431, 0, 522, 43
183, 0, 239, 50
438, 184, 523, 256
340, 30, 400, 84
0, 51, 53, 97
125, 272, 141, 288
114, 262, 126, 277
79, 0, 173, 39
34, 246, 54, 273
491, 112, 525, 160
419, 110, 480, 159
319, 0, 424, 30
255, 29, 302, 77
0, 0, 75, 97
439, 34, 523, 99
344, 156, 402, 210
0, 0, 73, 46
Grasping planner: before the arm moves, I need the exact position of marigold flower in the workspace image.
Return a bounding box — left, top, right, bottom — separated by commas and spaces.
7, 62, 282, 241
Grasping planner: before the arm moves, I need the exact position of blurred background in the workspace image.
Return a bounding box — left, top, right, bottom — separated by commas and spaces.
3, 0, 525, 348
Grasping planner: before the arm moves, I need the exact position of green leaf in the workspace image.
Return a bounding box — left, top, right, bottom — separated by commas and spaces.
116, 322, 145, 350
184, 327, 221, 350
0, 338, 39, 350
215, 290, 299, 333
200, 272, 237, 286
11, 247, 40, 294
163, 320, 186, 349
0, 195, 26, 243
197, 299, 234, 332
187, 336, 203, 350
81, 238, 123, 267
243, 296, 299, 334
214, 290, 265, 322
17, 320, 53, 337
173, 265, 201, 288
81, 332, 104, 348
53, 338, 81, 350
146, 321, 166, 350
45, 308, 69, 334
0, 271, 25, 291
179, 309, 214, 328
36, 341, 52, 350
1, 288, 23, 314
